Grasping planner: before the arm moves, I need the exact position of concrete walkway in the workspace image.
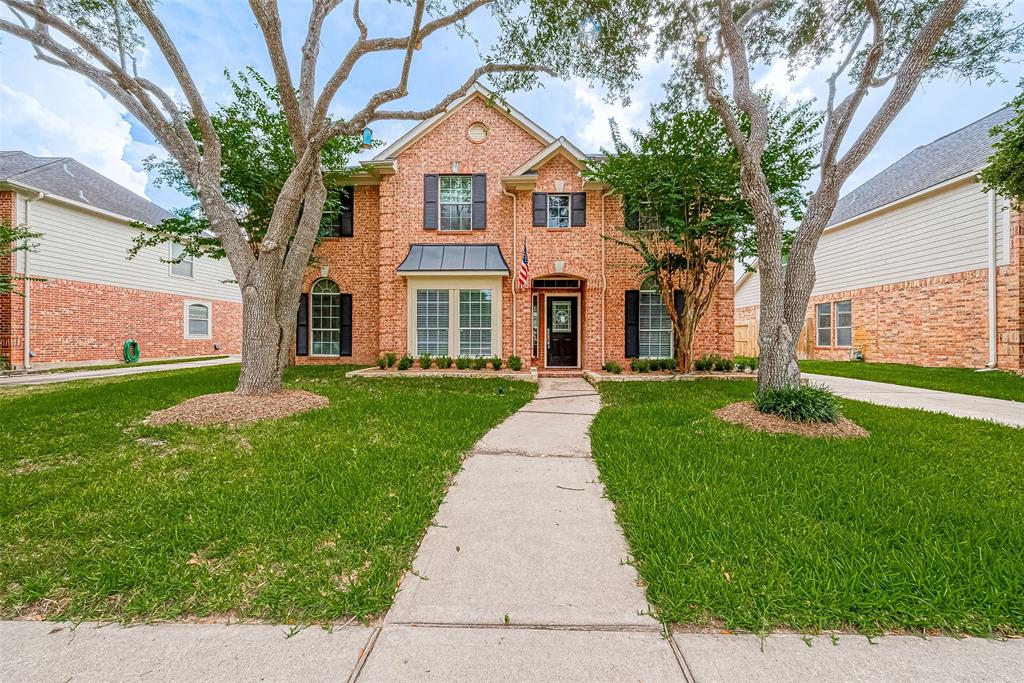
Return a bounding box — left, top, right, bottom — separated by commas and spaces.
805, 372, 1024, 428
4, 376, 1024, 681
0, 356, 240, 387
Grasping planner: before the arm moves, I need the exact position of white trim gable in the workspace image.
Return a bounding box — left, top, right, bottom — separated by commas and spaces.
372, 83, 556, 161
508, 137, 590, 177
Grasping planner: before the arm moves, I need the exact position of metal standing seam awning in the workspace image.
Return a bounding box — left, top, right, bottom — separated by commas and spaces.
396, 244, 510, 275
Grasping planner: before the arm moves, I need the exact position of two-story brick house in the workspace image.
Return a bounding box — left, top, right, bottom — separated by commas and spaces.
294, 84, 734, 371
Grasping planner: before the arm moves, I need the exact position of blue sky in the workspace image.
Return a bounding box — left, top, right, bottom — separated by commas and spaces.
1, 1, 1020, 211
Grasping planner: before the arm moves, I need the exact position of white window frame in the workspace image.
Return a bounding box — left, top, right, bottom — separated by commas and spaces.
416, 289, 450, 355
638, 278, 673, 359
439, 175, 473, 231
311, 279, 342, 357
459, 289, 493, 357
834, 300, 853, 348
184, 300, 212, 339
547, 193, 570, 228
815, 302, 832, 347
169, 242, 194, 279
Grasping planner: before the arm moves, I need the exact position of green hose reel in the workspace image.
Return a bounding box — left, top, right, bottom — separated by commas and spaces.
123, 339, 140, 363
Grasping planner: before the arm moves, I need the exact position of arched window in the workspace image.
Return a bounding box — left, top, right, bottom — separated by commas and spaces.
639, 277, 673, 359
311, 279, 341, 356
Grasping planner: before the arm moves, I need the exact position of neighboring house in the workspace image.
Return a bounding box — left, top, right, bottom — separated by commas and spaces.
295, 84, 733, 371
1, 151, 241, 369
735, 108, 1023, 370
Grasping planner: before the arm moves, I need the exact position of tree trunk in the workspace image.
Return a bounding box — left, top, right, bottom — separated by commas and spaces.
236, 275, 293, 395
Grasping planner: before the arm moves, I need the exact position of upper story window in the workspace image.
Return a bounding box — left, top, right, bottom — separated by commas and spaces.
321, 187, 354, 238
547, 194, 570, 228
169, 243, 193, 278
440, 175, 473, 231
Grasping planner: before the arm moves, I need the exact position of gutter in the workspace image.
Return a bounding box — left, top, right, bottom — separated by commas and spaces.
987, 189, 998, 367
23, 191, 45, 369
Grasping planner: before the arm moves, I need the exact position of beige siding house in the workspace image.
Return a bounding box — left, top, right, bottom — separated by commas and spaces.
735, 109, 1023, 370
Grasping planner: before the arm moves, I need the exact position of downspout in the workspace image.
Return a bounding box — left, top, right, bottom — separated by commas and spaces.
600, 189, 614, 362
986, 189, 998, 368
503, 186, 518, 357
22, 191, 45, 370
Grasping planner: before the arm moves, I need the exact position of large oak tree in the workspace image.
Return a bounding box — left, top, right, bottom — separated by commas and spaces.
0, 0, 625, 394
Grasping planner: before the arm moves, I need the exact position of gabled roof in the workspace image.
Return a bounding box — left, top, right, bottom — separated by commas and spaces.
507, 137, 591, 176
0, 151, 171, 225
397, 243, 509, 274
373, 83, 556, 161
828, 107, 1011, 226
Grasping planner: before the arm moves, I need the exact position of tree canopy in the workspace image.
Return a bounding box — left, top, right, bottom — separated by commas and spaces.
980, 80, 1024, 206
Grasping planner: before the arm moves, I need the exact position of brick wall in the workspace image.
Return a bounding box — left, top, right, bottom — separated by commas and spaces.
735, 206, 1023, 369
7, 276, 240, 368
297, 184, 381, 365
303, 94, 735, 370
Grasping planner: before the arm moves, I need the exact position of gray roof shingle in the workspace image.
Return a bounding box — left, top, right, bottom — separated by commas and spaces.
397, 244, 510, 274
0, 151, 171, 225
828, 107, 1012, 226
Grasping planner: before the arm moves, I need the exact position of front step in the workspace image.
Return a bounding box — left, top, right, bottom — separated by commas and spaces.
536, 368, 584, 378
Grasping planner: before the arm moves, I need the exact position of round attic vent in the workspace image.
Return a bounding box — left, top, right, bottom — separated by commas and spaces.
467, 122, 488, 143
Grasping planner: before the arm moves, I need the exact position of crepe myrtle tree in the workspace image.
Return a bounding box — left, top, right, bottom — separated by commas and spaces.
590, 103, 818, 372
0, 0, 634, 395
510, 0, 1021, 390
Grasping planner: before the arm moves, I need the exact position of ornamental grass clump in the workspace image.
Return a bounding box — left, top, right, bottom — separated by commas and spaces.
602, 361, 622, 374
455, 357, 471, 370
384, 352, 397, 368
490, 356, 503, 370
507, 356, 522, 371
436, 355, 453, 369
472, 357, 489, 370
418, 353, 432, 369
397, 354, 413, 371
754, 384, 841, 423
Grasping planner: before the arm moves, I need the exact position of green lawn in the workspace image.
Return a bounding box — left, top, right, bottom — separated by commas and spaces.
591, 380, 1024, 636
35, 355, 231, 374
0, 365, 534, 623
801, 359, 1024, 402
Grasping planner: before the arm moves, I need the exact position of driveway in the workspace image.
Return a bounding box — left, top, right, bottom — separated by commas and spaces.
804, 373, 1024, 428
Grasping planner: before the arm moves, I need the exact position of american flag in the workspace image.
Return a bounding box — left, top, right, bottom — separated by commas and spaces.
516, 240, 529, 289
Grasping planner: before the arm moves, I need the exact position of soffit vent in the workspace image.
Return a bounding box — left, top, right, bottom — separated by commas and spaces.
467, 122, 488, 143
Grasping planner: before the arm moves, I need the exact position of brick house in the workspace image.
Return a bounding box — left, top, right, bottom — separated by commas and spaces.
734, 108, 1023, 370
1, 152, 241, 369
294, 84, 734, 371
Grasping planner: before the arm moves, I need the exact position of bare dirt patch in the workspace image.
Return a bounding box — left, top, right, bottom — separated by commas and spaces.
146, 390, 329, 427
715, 401, 869, 439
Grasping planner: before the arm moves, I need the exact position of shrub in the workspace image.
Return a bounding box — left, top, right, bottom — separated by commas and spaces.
507, 356, 522, 371
712, 355, 735, 372
490, 356, 503, 370
455, 356, 471, 370
376, 356, 387, 369
655, 358, 676, 372
418, 353, 432, 369
472, 357, 489, 370
754, 384, 841, 423
630, 358, 650, 373
694, 355, 714, 371
602, 361, 622, 374
384, 352, 397, 368
748, 355, 759, 371
735, 358, 749, 372
397, 354, 413, 371
436, 355, 453, 369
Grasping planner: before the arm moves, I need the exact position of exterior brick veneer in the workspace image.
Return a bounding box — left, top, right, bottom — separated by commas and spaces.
735, 206, 1023, 369
300, 95, 734, 370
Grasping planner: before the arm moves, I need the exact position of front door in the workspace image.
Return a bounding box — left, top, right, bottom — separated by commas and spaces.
546, 296, 578, 367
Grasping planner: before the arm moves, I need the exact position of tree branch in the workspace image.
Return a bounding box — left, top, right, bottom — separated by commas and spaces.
248, 0, 306, 151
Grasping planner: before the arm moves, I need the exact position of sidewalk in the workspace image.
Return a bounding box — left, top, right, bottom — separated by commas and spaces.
0, 356, 240, 387
3, 376, 1022, 681
804, 372, 1024, 427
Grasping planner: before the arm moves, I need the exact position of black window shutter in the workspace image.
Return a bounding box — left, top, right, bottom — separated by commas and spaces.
295, 293, 309, 357
571, 192, 587, 226
339, 293, 352, 356
624, 290, 640, 358
532, 192, 547, 227
672, 290, 684, 358
340, 187, 354, 237
423, 174, 439, 229
471, 174, 487, 229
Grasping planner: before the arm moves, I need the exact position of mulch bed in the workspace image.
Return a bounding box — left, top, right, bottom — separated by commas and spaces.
715, 401, 869, 439
146, 390, 329, 427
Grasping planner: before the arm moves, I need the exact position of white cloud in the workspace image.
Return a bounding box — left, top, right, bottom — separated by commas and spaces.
755, 60, 817, 101
0, 41, 149, 197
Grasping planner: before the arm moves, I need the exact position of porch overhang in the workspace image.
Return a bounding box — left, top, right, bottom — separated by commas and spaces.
397, 243, 510, 275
